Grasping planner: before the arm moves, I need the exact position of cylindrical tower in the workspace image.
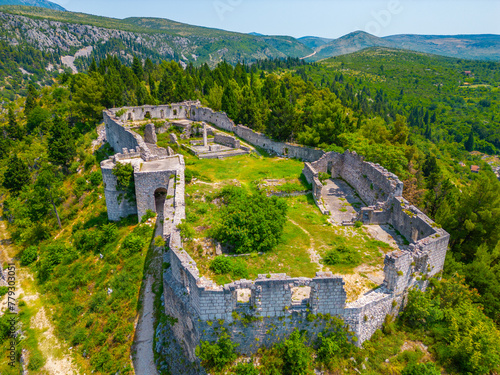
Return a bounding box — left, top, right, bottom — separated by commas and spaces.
101, 159, 138, 221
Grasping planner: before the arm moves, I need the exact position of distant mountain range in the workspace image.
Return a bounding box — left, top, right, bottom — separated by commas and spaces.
0, 4, 498, 71
300, 31, 500, 61
0, 0, 65, 11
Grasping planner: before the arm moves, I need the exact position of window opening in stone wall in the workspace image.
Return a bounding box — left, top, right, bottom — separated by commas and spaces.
127, 113, 133, 121
237, 289, 252, 304
291, 286, 311, 307
160, 109, 165, 119
284, 148, 289, 156
145, 111, 151, 119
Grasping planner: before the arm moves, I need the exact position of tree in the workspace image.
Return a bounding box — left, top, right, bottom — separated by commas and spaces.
47, 116, 76, 169
33, 164, 65, 229
213, 187, 288, 254
71, 73, 105, 123
26, 106, 51, 135
2, 154, 30, 194
438, 173, 500, 262
195, 331, 238, 372
132, 55, 144, 80
7, 107, 25, 140
24, 84, 38, 116
88, 57, 98, 74
221, 84, 238, 120
158, 73, 174, 104
391, 115, 409, 145
464, 129, 475, 151
279, 329, 313, 375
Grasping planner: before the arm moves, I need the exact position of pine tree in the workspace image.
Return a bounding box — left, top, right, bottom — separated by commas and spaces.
158, 73, 174, 104
221, 85, 238, 120
132, 55, 144, 80
48, 116, 76, 169
465, 130, 475, 152
430, 112, 437, 124
7, 108, 25, 140
24, 84, 38, 116
3, 154, 30, 194
89, 57, 98, 73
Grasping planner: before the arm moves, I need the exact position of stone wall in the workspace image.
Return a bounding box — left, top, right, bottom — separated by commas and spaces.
108, 102, 327, 162
308, 151, 403, 208
214, 133, 240, 149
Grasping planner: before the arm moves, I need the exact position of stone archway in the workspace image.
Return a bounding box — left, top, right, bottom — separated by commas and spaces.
154, 188, 168, 219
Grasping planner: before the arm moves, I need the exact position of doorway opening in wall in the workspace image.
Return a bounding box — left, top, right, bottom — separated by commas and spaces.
291, 286, 311, 308
145, 111, 151, 119
154, 188, 168, 220
127, 113, 133, 121
160, 109, 165, 118
284, 148, 289, 156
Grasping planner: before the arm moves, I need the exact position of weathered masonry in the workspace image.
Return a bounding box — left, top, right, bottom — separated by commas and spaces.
99, 104, 449, 372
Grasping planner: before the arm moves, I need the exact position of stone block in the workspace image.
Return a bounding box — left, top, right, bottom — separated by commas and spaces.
144, 123, 157, 144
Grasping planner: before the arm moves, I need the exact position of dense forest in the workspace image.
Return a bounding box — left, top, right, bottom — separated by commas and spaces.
0, 44, 499, 374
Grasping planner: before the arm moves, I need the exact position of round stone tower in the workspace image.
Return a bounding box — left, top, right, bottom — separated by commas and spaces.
101, 159, 138, 221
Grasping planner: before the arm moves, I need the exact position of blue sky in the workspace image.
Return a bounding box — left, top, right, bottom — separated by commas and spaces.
51, 0, 500, 38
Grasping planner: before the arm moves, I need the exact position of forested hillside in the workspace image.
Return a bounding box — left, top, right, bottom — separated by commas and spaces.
0, 44, 499, 374
0, 5, 312, 70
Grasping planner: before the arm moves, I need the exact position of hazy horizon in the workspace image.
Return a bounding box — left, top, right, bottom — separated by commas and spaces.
48, 0, 500, 39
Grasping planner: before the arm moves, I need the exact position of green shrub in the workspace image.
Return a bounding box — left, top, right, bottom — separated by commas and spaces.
196, 331, 238, 372
21, 246, 38, 266
210, 256, 249, 279
279, 329, 313, 375
318, 172, 330, 183
401, 362, 440, 375
0, 286, 8, 297
213, 186, 288, 254
121, 234, 145, 256
89, 171, 102, 187
354, 221, 363, 228
38, 242, 68, 282
322, 244, 361, 267
71, 327, 87, 346
234, 362, 259, 375
27, 350, 45, 371
141, 209, 156, 223
73, 223, 118, 254
178, 220, 196, 241
185, 168, 201, 184
210, 256, 232, 275
112, 162, 136, 203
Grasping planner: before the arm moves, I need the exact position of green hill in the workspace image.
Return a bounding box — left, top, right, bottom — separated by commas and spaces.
0, 0, 65, 11
0, 5, 312, 67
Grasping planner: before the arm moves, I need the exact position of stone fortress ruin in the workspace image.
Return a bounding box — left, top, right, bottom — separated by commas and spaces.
100, 102, 449, 369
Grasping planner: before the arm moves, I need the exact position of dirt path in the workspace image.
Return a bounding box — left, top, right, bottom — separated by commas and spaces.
0, 216, 79, 374
301, 50, 317, 60
288, 219, 323, 271
132, 219, 163, 375
132, 276, 159, 375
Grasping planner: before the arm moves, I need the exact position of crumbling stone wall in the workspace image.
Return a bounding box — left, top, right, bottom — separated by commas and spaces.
214, 133, 240, 149
102, 104, 450, 366
101, 155, 139, 221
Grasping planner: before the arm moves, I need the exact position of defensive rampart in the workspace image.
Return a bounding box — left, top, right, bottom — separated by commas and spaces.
100, 104, 449, 371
